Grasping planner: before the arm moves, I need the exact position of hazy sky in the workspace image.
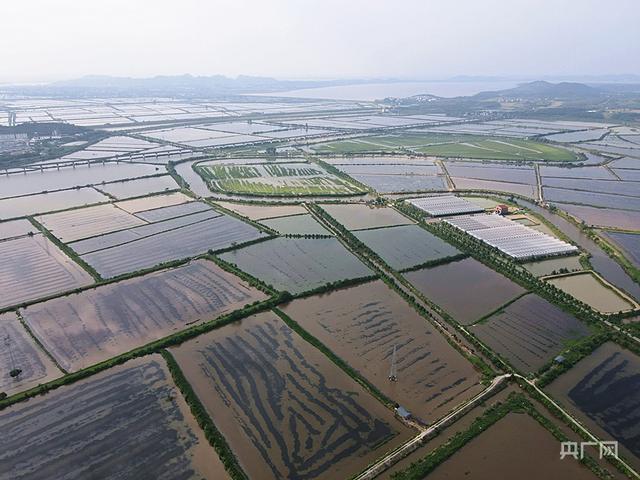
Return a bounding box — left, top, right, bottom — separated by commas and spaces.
2, 0, 639, 83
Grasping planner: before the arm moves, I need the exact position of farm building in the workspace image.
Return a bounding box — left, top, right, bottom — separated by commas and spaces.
407, 195, 484, 217
444, 214, 578, 261
495, 204, 509, 215
395, 406, 412, 421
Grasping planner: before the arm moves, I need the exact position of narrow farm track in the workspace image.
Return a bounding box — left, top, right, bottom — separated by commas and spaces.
437, 159, 455, 191
535, 162, 543, 202
520, 373, 640, 480
353, 374, 512, 480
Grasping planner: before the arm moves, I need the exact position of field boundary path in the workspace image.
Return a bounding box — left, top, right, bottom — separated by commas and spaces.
306, 202, 497, 367
534, 163, 543, 202
521, 374, 640, 479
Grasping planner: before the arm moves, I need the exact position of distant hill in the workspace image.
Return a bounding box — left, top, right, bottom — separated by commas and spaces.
52, 74, 323, 91
473, 81, 603, 100
3, 74, 355, 98
386, 80, 640, 123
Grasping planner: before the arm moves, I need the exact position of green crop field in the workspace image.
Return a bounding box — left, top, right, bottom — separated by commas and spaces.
195, 161, 366, 196
312, 133, 578, 161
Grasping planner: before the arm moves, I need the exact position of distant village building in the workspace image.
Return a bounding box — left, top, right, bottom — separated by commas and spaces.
554, 355, 565, 364
495, 204, 509, 216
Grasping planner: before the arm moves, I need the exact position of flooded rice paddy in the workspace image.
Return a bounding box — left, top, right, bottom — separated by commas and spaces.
67, 206, 219, 255
547, 342, 640, 468
353, 224, 461, 270
214, 201, 307, 220
446, 162, 536, 185
0, 355, 228, 480
320, 203, 412, 230
98, 175, 179, 199
545, 187, 640, 211
453, 177, 537, 198
559, 203, 640, 231
170, 311, 412, 480
404, 257, 526, 324
602, 231, 640, 268
351, 174, 446, 193
133, 200, 211, 222
543, 178, 640, 197
522, 255, 584, 277
471, 294, 590, 373
115, 191, 193, 213
614, 169, 640, 181
258, 213, 331, 235
540, 165, 616, 180
22, 259, 267, 371
36, 203, 147, 243
335, 163, 441, 176
281, 281, 483, 422
0, 162, 162, 199
546, 272, 635, 313
79, 210, 265, 278
0, 218, 37, 240
0, 234, 94, 309
218, 237, 373, 294
425, 412, 599, 479
0, 187, 109, 219
0, 312, 62, 397
610, 157, 640, 169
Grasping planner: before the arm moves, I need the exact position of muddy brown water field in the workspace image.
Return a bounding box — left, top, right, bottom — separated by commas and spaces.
320, 203, 413, 230
422, 412, 599, 480
602, 230, 640, 269
0, 187, 110, 220
115, 191, 193, 213
218, 237, 373, 294
0, 218, 37, 240
171, 311, 413, 480
214, 201, 307, 220
281, 281, 483, 423
0, 355, 228, 480
79, 211, 265, 278
522, 255, 584, 277
470, 294, 591, 373
559, 203, 640, 231
0, 234, 94, 310
404, 257, 526, 325
98, 175, 179, 200
546, 272, 635, 313
22, 259, 267, 372
0, 312, 61, 397
547, 342, 640, 469
36, 203, 146, 243
259, 213, 331, 236
353, 225, 461, 271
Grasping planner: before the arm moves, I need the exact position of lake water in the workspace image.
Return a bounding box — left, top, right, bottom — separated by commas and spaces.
259, 80, 520, 101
